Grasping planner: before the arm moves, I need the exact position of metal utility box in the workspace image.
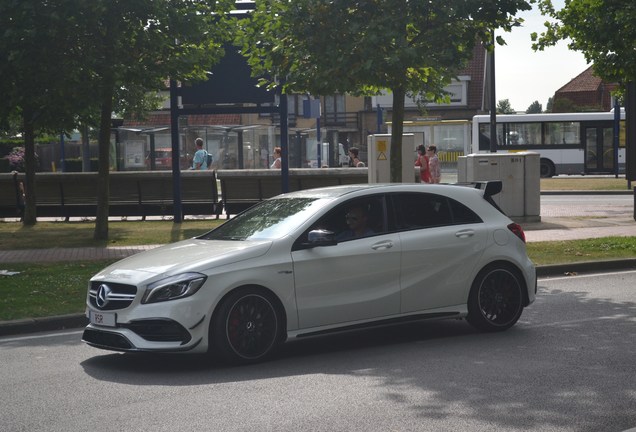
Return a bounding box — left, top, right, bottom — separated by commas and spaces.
458, 152, 540, 222
367, 134, 416, 183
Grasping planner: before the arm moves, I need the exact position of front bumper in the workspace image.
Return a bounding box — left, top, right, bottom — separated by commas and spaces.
83, 293, 212, 354
82, 316, 205, 353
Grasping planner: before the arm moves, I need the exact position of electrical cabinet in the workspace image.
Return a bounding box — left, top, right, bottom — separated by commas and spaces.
367, 134, 416, 183
458, 152, 540, 221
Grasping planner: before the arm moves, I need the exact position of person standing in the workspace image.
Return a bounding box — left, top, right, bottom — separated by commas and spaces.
348, 147, 361, 167
270, 147, 282, 169
191, 137, 208, 170
415, 145, 431, 183
427, 145, 441, 184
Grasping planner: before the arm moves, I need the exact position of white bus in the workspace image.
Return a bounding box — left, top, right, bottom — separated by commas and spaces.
471, 111, 626, 177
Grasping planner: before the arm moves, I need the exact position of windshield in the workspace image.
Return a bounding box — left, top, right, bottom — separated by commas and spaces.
201, 197, 329, 241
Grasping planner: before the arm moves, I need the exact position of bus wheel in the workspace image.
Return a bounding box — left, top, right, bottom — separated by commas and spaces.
540, 159, 555, 178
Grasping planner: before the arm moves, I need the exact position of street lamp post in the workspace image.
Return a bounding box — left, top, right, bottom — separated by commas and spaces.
489, 30, 497, 153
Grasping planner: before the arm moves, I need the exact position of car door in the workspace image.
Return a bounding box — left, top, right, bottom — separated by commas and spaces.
291, 195, 401, 329
390, 192, 488, 313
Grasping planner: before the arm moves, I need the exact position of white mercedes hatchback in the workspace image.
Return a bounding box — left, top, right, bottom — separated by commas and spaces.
83, 182, 536, 364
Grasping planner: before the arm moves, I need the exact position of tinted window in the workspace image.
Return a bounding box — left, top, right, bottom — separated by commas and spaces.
302, 195, 386, 242
390, 193, 481, 230
449, 198, 482, 224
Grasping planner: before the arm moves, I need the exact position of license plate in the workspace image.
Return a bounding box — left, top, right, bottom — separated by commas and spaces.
89, 310, 116, 327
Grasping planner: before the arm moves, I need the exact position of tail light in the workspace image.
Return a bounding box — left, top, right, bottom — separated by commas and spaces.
507, 222, 526, 243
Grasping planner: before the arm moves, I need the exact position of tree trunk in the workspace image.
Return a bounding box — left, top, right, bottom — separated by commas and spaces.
22, 109, 37, 226
390, 86, 406, 183
93, 82, 114, 241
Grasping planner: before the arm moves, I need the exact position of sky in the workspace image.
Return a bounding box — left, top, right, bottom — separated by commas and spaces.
495, 1, 590, 112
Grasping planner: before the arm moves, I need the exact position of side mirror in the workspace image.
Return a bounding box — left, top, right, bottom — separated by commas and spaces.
301, 229, 337, 248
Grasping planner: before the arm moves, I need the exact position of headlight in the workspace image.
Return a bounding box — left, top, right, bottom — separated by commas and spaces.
141, 273, 207, 304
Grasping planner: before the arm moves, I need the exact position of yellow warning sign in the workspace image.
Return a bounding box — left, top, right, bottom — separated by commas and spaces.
377, 152, 387, 160
377, 140, 387, 152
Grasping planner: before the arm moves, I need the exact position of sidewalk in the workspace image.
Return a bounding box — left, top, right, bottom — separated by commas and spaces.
1, 217, 635, 264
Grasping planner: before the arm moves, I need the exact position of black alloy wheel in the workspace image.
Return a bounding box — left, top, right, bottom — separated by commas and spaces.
212, 288, 280, 364
467, 265, 524, 332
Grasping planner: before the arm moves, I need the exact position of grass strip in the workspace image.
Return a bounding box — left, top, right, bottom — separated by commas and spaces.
540, 177, 631, 191
0, 219, 223, 250
527, 236, 636, 265
0, 261, 116, 321
1, 236, 635, 321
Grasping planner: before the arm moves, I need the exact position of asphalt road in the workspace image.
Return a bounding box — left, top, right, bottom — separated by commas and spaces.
1, 270, 635, 432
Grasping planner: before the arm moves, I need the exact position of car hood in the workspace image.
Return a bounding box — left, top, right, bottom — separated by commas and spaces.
91, 238, 273, 285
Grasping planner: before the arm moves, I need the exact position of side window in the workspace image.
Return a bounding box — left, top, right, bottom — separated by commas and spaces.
449, 198, 482, 224
305, 195, 386, 242
390, 193, 479, 230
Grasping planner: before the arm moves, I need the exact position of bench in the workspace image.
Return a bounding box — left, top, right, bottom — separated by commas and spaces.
0, 173, 25, 219
0, 171, 222, 220
217, 168, 369, 217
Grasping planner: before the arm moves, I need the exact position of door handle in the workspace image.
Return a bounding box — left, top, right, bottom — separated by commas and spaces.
455, 229, 475, 238
371, 240, 394, 250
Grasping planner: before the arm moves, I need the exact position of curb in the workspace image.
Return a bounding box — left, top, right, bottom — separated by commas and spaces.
2, 259, 635, 338
541, 190, 634, 195
536, 258, 636, 277
0, 314, 88, 337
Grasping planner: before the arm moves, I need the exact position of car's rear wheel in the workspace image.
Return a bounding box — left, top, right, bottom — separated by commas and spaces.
467, 264, 524, 332
211, 288, 281, 365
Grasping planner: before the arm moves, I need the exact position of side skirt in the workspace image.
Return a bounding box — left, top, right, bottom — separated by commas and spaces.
293, 312, 461, 339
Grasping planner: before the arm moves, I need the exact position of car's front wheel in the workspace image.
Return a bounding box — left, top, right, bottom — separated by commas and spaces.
211, 287, 281, 365
466, 264, 524, 332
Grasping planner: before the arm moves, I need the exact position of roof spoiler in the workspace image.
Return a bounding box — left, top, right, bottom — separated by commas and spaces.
473, 181, 502, 198
454, 181, 502, 198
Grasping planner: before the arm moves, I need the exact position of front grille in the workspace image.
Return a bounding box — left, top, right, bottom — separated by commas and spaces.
123, 319, 191, 343
89, 281, 137, 311
82, 328, 133, 350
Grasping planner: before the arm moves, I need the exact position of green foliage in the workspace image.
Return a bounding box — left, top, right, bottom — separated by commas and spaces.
552, 98, 602, 113
532, 0, 636, 86
0, 0, 87, 135
526, 100, 543, 113
238, 0, 532, 181
0, 0, 237, 233
240, 0, 531, 98
497, 98, 516, 114
546, 96, 554, 112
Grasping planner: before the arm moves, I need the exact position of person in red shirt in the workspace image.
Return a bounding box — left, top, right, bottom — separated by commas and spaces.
415, 145, 431, 183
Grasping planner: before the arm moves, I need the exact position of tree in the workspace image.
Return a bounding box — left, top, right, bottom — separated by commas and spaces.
1, 0, 235, 238
77, 0, 236, 240
546, 96, 554, 112
497, 99, 516, 114
0, 1, 94, 225
532, 0, 636, 86
238, 0, 531, 182
526, 100, 543, 113
532, 0, 636, 182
